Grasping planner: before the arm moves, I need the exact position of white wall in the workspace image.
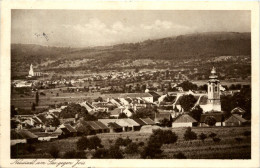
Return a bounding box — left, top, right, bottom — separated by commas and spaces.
172, 122, 193, 128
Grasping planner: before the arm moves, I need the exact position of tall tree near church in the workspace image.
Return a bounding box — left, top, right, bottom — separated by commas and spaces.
35, 91, 39, 106
179, 94, 197, 112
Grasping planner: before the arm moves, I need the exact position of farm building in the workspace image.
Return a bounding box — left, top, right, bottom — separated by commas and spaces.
119, 93, 154, 103
107, 122, 123, 133
98, 118, 141, 131
172, 114, 197, 128
55, 124, 77, 137
74, 120, 109, 135
11, 129, 38, 145
139, 118, 156, 125
110, 108, 134, 118
224, 114, 247, 126
200, 113, 224, 127
132, 118, 147, 126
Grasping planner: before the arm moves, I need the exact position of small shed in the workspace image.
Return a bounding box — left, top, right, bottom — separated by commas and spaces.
224, 114, 247, 126
172, 114, 197, 128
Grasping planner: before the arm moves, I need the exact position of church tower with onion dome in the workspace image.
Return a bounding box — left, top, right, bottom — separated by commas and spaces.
207, 67, 221, 112
208, 67, 221, 111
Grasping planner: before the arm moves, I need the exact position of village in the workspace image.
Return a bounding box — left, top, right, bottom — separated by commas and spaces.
10, 64, 251, 159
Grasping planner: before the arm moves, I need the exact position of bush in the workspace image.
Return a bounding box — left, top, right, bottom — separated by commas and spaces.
88, 136, 103, 150
205, 116, 217, 126
77, 136, 89, 150
209, 132, 217, 138
174, 152, 187, 159
138, 141, 145, 146
141, 140, 163, 159
115, 137, 132, 147
92, 146, 124, 159
213, 137, 221, 143
150, 129, 178, 145
199, 133, 207, 143
125, 142, 139, 154
92, 148, 109, 158
49, 145, 59, 158
184, 127, 197, 141
11, 143, 35, 158
63, 150, 86, 159
108, 145, 124, 159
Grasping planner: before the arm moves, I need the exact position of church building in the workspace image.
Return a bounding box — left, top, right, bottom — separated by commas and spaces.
28, 64, 42, 77
173, 67, 222, 113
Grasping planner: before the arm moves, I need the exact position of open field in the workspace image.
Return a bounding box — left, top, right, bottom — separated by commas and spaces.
15, 126, 251, 159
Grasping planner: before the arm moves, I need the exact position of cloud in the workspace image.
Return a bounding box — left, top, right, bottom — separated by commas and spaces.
59, 18, 195, 47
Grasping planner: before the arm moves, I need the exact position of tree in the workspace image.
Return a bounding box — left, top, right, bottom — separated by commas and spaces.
35, 91, 39, 106
209, 132, 217, 138
59, 103, 89, 119
108, 145, 124, 159
159, 118, 172, 127
63, 150, 86, 159
205, 116, 217, 126
45, 117, 60, 127
179, 94, 197, 112
149, 129, 178, 145
115, 137, 132, 147
141, 138, 163, 159
92, 148, 109, 159
212, 137, 221, 143
131, 107, 157, 120
178, 81, 198, 91
118, 112, 128, 119
49, 145, 59, 158
31, 103, 36, 111
199, 133, 207, 143
77, 136, 89, 150
189, 105, 203, 121
94, 97, 103, 102
184, 127, 197, 141
125, 142, 139, 154
88, 136, 103, 150
174, 152, 187, 159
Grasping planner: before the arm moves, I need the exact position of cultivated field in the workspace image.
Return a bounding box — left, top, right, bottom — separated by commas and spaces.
16, 126, 251, 159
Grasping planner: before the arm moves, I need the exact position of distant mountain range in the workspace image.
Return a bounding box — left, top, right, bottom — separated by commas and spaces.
11, 32, 251, 76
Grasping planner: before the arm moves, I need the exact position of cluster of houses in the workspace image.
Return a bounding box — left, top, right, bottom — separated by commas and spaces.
11, 67, 250, 146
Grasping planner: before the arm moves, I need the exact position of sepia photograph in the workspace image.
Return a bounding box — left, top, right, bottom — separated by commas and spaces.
1, 1, 259, 167
9, 9, 253, 159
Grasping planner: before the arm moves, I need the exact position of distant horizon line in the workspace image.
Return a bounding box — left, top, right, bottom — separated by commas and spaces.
11, 31, 251, 49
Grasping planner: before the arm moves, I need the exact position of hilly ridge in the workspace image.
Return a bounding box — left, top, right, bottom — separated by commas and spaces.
11, 32, 251, 76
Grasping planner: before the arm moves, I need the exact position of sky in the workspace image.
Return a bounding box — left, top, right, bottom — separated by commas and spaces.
11, 10, 251, 47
